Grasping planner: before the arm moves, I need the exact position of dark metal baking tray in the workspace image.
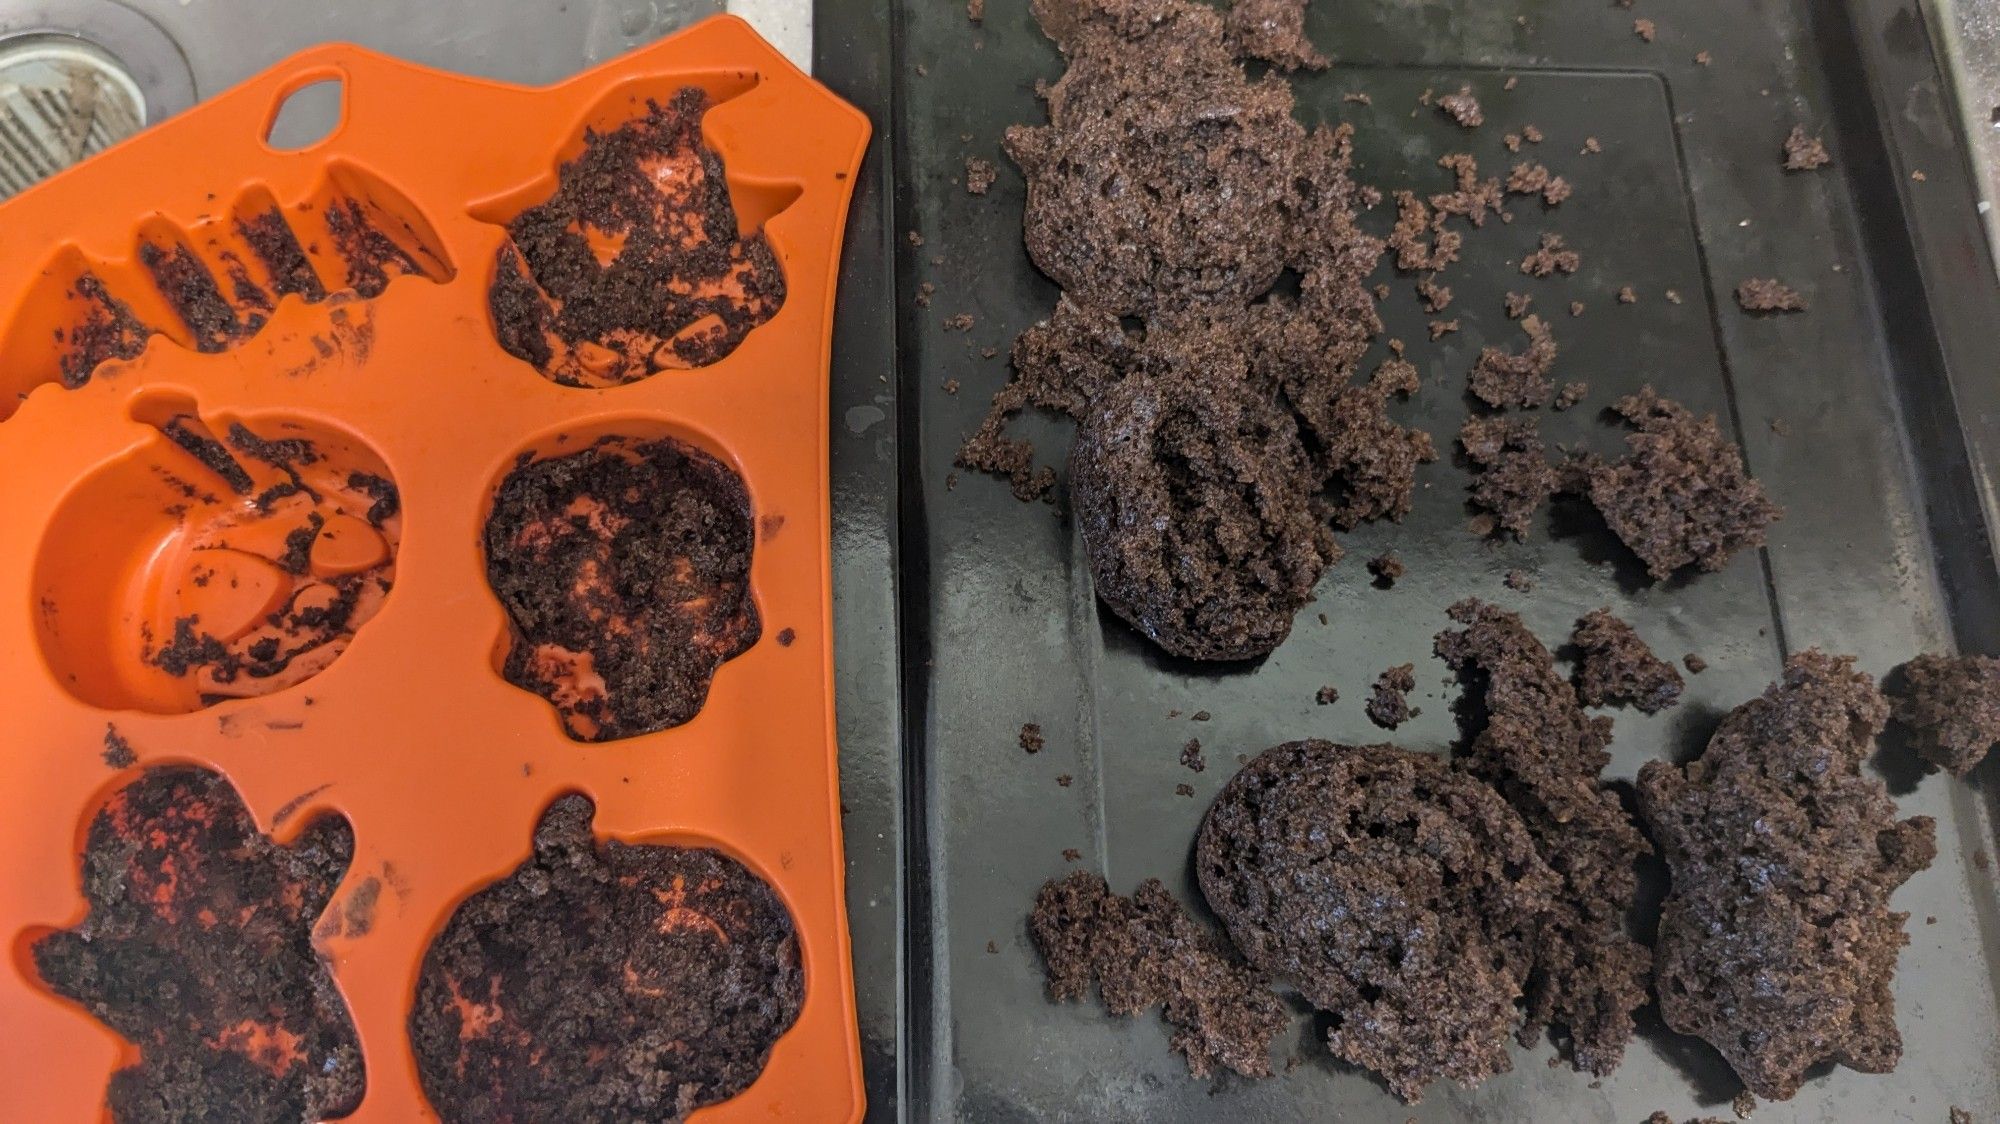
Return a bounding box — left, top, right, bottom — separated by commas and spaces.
822, 0, 2000, 1118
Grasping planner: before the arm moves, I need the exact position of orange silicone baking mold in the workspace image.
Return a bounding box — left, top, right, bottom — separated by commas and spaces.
0, 16, 869, 1122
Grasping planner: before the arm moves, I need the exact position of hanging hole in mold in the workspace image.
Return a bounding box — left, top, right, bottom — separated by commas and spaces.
478, 74, 800, 388
482, 420, 759, 742
34, 408, 403, 713
265, 76, 345, 152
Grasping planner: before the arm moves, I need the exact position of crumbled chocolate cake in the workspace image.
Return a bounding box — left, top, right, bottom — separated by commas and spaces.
61, 272, 152, 387
1438, 86, 1483, 128
140, 241, 256, 352
1735, 278, 1807, 313
34, 766, 363, 1122
1417, 275, 1453, 312
1637, 651, 1936, 1100
1554, 380, 1588, 410
1315, 684, 1340, 705
1520, 233, 1580, 277
1469, 313, 1558, 408
237, 206, 328, 302
1617, 285, 1637, 303
1195, 741, 1558, 1102
411, 795, 802, 1122
969, 0, 984, 20
1031, 870, 1288, 1078
1634, 18, 1656, 41
1732, 1091, 1756, 1119
1887, 653, 2000, 776
965, 155, 998, 194
1389, 191, 1462, 271
1020, 722, 1046, 753
1181, 738, 1207, 771
1578, 386, 1782, 580
1504, 568, 1534, 592
1070, 345, 1337, 660
1506, 163, 1571, 206
1005, 0, 1315, 315
1460, 415, 1556, 540
1435, 600, 1652, 1076
1685, 653, 1707, 674
1428, 318, 1459, 340
1223, 0, 1326, 71
1365, 663, 1417, 729
1431, 153, 1506, 228
1572, 607, 1684, 713
484, 435, 759, 741
490, 89, 785, 386
1505, 292, 1533, 319
1647, 1114, 1731, 1124
1368, 551, 1405, 586
101, 723, 136, 768
1782, 125, 1831, 171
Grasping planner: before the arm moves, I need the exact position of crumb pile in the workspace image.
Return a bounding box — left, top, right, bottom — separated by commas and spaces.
1575, 386, 1782, 580
1460, 414, 1557, 540
491, 88, 785, 387
1435, 599, 1652, 1077
1365, 662, 1417, 729
1572, 608, 1684, 713
1030, 870, 1288, 1078
1637, 651, 1937, 1100
961, 0, 1433, 660
1888, 652, 2000, 777
1194, 741, 1558, 1102
411, 795, 803, 1122
34, 766, 364, 1122
484, 435, 759, 741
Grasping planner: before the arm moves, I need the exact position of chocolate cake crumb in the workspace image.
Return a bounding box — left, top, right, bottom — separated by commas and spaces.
1502, 568, 1534, 592
1438, 86, 1484, 128
1504, 75, 1519, 90
485, 436, 759, 741
1461, 415, 1556, 540
776, 627, 796, 646
1583, 137, 1603, 154
965, 156, 997, 194
1366, 663, 1418, 729
1572, 607, 1685, 713
35, 766, 362, 1122
411, 795, 801, 1122
1369, 552, 1405, 586
1063, 847, 1082, 861
1732, 1091, 1756, 1119
1638, 651, 1936, 1100
1417, 275, 1453, 312
1469, 314, 1558, 408
1617, 285, 1637, 303
1176, 782, 1197, 797
1429, 319, 1460, 340
1192, 710, 1212, 721
1520, 233, 1580, 277
1315, 685, 1340, 705
1684, 653, 1707, 674
489, 89, 784, 387
1436, 600, 1652, 1076
1057, 774, 1074, 787
1031, 870, 1287, 1078
1634, 18, 1656, 41
1570, 300, 1585, 317
1021, 722, 1046, 753
1071, 348, 1339, 661
1949, 1108, 1973, 1124
1343, 91, 1372, 105
101, 724, 136, 768
1782, 125, 1831, 171
1505, 133, 1523, 153
1696, 50, 1714, 65
944, 312, 975, 331
1224, 0, 1327, 71
1578, 386, 1782, 580
1505, 292, 1533, 319
987, 939, 1000, 953
1735, 278, 1807, 313
1432, 152, 1506, 228
1521, 124, 1544, 144
1196, 741, 1558, 1102
1554, 381, 1588, 410
1390, 191, 1460, 271
1181, 739, 1207, 772
1506, 162, 1571, 206
1887, 653, 2000, 776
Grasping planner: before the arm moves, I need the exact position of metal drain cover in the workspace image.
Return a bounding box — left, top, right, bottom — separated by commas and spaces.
0, 34, 145, 197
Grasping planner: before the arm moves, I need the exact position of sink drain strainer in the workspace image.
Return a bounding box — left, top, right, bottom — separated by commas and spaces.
0, 34, 146, 197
